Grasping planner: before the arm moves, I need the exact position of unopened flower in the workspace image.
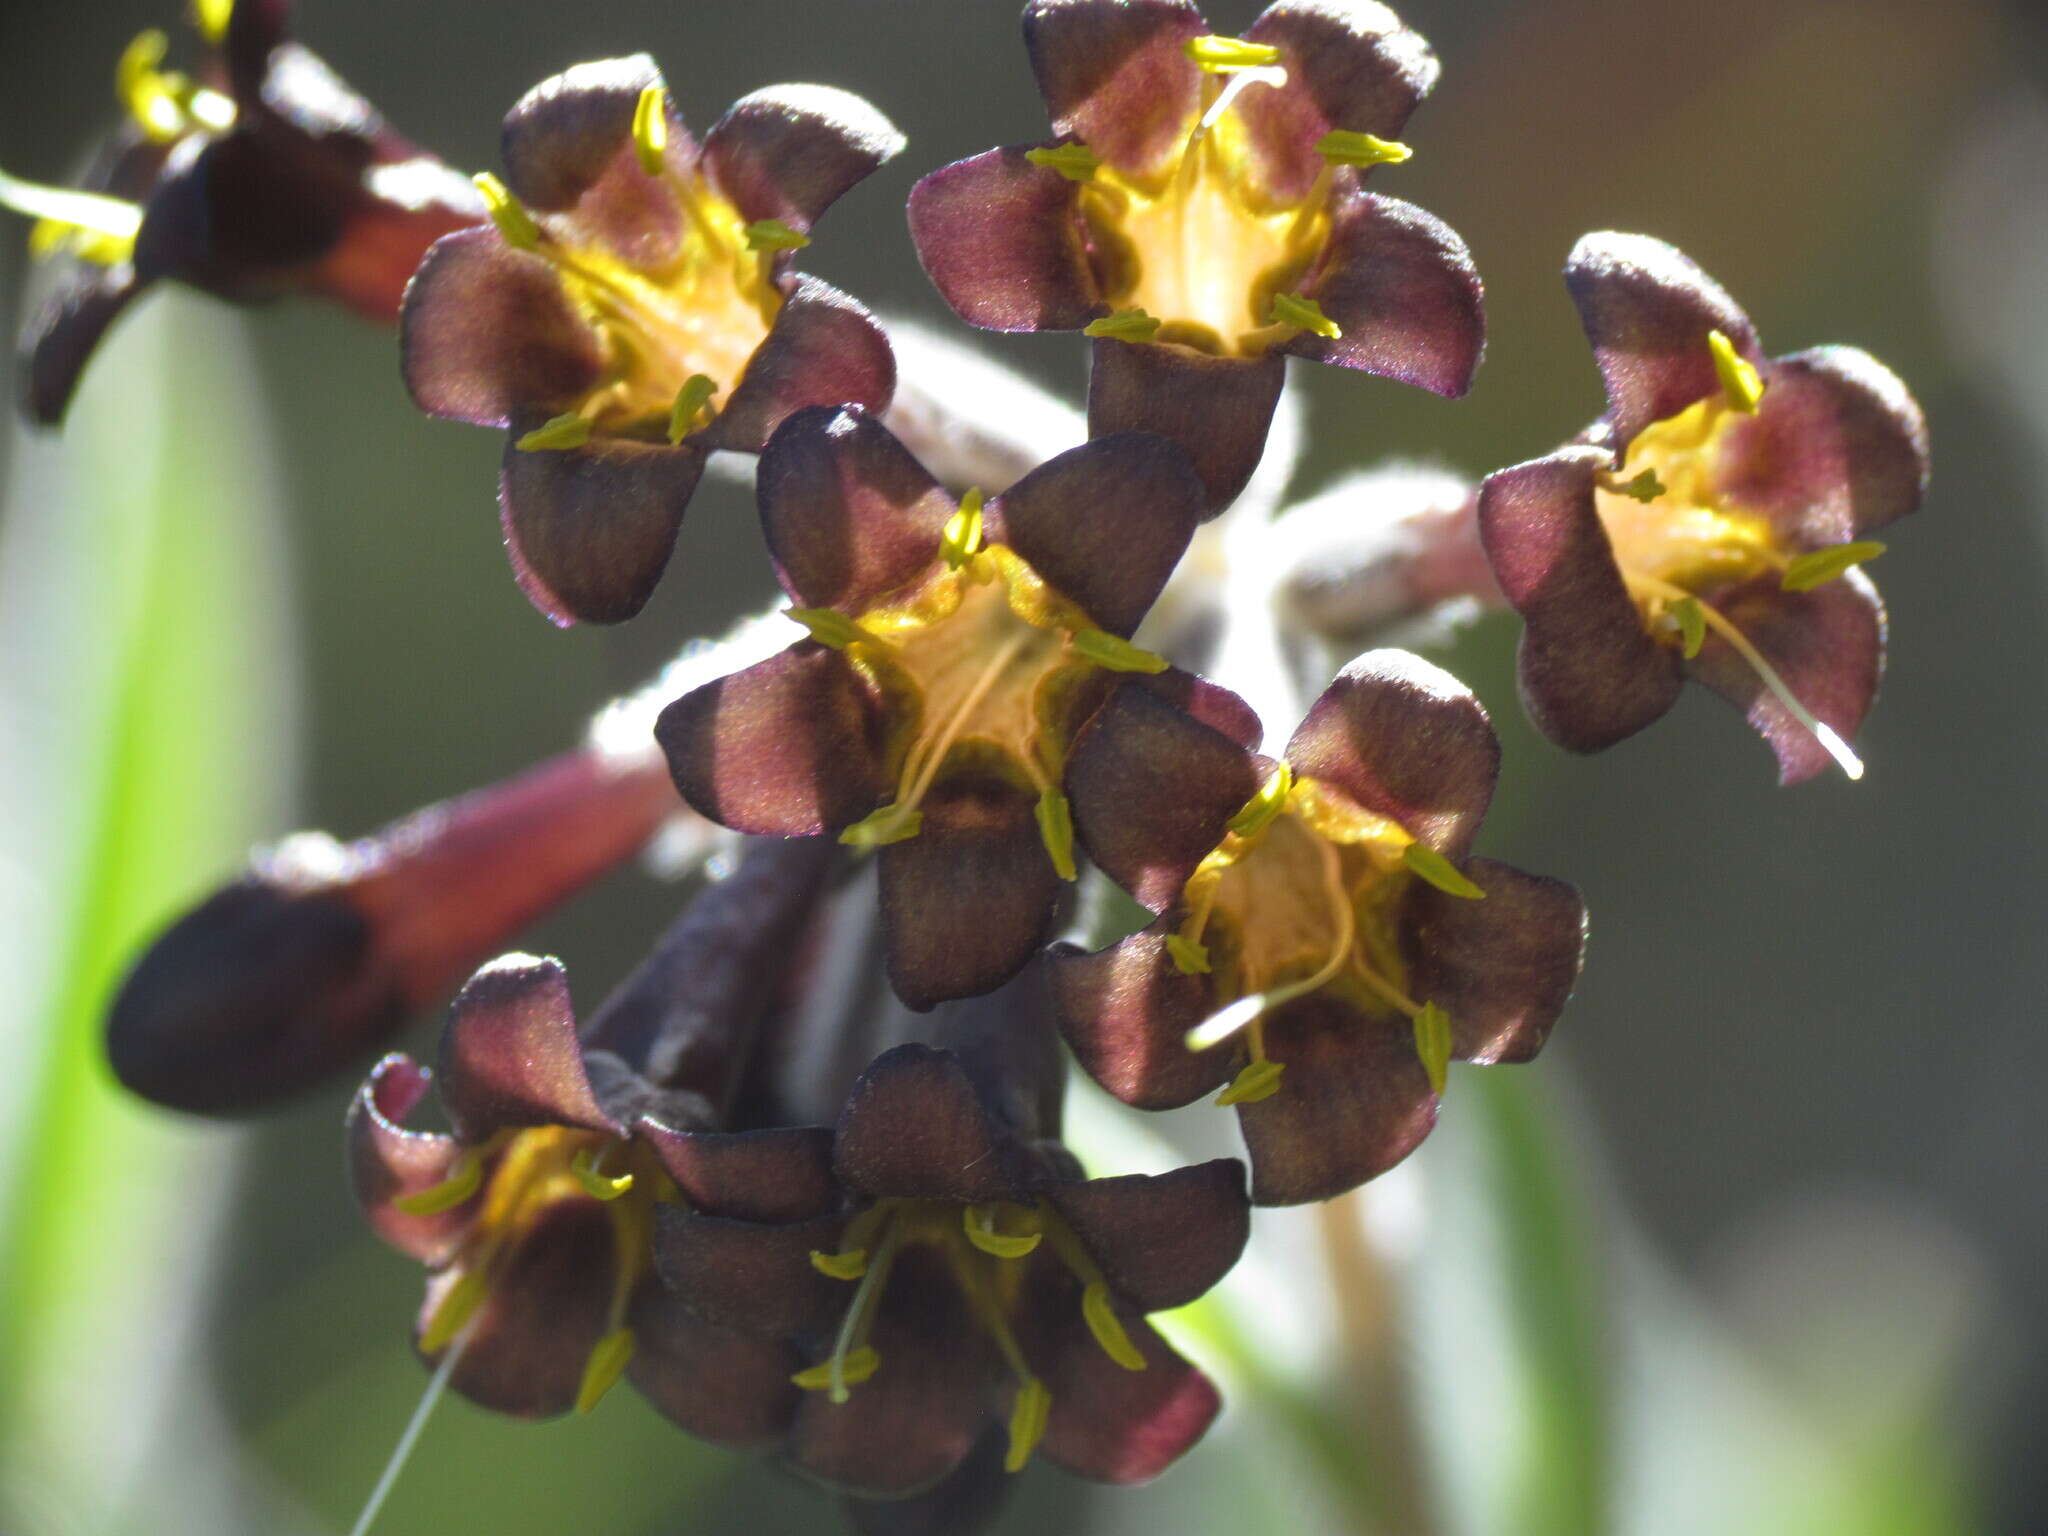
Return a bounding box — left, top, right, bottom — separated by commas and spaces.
4, 0, 479, 424
1055, 652, 1586, 1205
652, 974, 1249, 1498
349, 838, 841, 1431
402, 55, 902, 625
1478, 233, 1929, 783
656, 405, 1256, 1009
907, 0, 1482, 511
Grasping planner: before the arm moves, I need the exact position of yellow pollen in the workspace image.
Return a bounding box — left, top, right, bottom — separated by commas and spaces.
1084, 308, 1163, 342
575, 1326, 636, 1413
1005, 1379, 1052, 1472
1782, 540, 1885, 592
940, 489, 986, 570
963, 1204, 1044, 1259
1315, 129, 1412, 168
1070, 629, 1168, 673
1270, 292, 1341, 339
1670, 596, 1707, 658
1166, 933, 1211, 975
788, 606, 883, 651
1, 167, 143, 267
1401, 842, 1484, 900
1216, 1057, 1285, 1105
1412, 1001, 1452, 1096
393, 1148, 485, 1215
474, 172, 540, 251
810, 1247, 869, 1280
515, 412, 593, 452
631, 86, 668, 177
667, 373, 718, 443
192, 0, 235, 44
419, 1266, 489, 1354
793, 1345, 880, 1392
1034, 787, 1079, 882
1024, 142, 1101, 181
1709, 328, 1766, 414
744, 218, 810, 252
570, 1146, 634, 1201
1227, 763, 1294, 840
1185, 35, 1282, 72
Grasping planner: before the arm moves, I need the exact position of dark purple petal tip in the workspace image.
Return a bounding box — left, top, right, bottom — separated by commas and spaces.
833, 1043, 1043, 1202
907, 146, 1105, 334
695, 276, 897, 455
705, 84, 905, 232
1087, 339, 1286, 517
436, 954, 621, 1141
1023, 0, 1204, 177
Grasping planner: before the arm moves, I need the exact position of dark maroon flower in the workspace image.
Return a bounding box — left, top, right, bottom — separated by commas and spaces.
107, 743, 680, 1115
1477, 232, 1930, 783
906, 0, 1483, 512
347, 837, 841, 1431
651, 971, 1249, 1499
401, 55, 902, 625
1054, 651, 1586, 1205
655, 405, 1258, 1010
6, 0, 480, 425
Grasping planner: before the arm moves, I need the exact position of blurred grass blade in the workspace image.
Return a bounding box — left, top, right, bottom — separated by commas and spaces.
0, 290, 296, 1533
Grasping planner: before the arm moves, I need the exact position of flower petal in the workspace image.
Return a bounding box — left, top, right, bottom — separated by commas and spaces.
1065, 682, 1261, 911
346, 1054, 468, 1265
1022, 0, 1205, 178
906, 146, 1105, 333
627, 1288, 802, 1447
656, 644, 891, 836
758, 405, 953, 611
1087, 339, 1286, 517
1022, 1294, 1219, 1483
1564, 231, 1761, 450
400, 228, 605, 429
21, 267, 145, 426
833, 1043, 1043, 1202
1285, 190, 1483, 399
1237, 995, 1438, 1204
652, 1208, 848, 1336
1689, 568, 1886, 785
986, 433, 1203, 636
694, 277, 897, 455
1716, 345, 1930, 547
1129, 667, 1264, 750
1404, 858, 1586, 1064
1238, 0, 1440, 200
1284, 648, 1499, 857
1048, 927, 1232, 1109
639, 1125, 843, 1224
705, 84, 905, 232
877, 774, 1064, 1012
1477, 446, 1683, 752
435, 954, 620, 1141
499, 423, 704, 626
1044, 1158, 1249, 1311
842, 1429, 1014, 1536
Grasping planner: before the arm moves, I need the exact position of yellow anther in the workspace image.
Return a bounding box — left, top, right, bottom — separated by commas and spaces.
418, 1267, 489, 1354
631, 85, 668, 177
1034, 788, 1078, 882
1084, 308, 1163, 343
940, 488, 985, 570
1227, 763, 1295, 840
515, 412, 593, 451
1781, 540, 1886, 593
1314, 129, 1413, 168
792, 1346, 880, 1392
575, 1327, 636, 1414
1070, 629, 1169, 674
570, 1147, 634, 1201
1605, 467, 1666, 503
1413, 1001, 1452, 1096
1670, 596, 1707, 658
191, 0, 235, 45
744, 218, 810, 252
787, 606, 881, 650
1165, 933, 1211, 975
392, 1149, 484, 1215
473, 171, 541, 251
1708, 328, 1765, 414
1024, 142, 1101, 181
810, 1247, 869, 1281
1186, 35, 1282, 72
838, 803, 923, 848
1271, 292, 1342, 339
1402, 842, 1485, 900
117, 30, 187, 142
1004, 1378, 1052, 1473
667, 373, 719, 443
963, 1206, 1043, 1260
1081, 1282, 1148, 1370
1215, 1057, 1284, 1106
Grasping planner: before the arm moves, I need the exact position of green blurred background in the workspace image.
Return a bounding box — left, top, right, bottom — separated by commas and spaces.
2, 1, 2043, 1532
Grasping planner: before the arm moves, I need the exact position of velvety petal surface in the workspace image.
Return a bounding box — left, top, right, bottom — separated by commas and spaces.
628, 1288, 801, 1446
21, 267, 144, 426
656, 644, 890, 835
1044, 1158, 1249, 1310
1023, 0, 1204, 178
1285, 190, 1483, 399
640, 1125, 842, 1224
1404, 858, 1586, 1064
1066, 682, 1261, 911
1284, 648, 1499, 856
986, 433, 1203, 636
1049, 928, 1231, 1110
1027, 1302, 1219, 1484
759, 404, 954, 611
1689, 568, 1886, 785
1087, 339, 1285, 516
1239, 0, 1440, 200
705, 85, 905, 231
400, 229, 604, 428
844, 1429, 1013, 1536
1565, 231, 1761, 450
1236, 994, 1438, 1204
652, 1208, 847, 1336
435, 955, 620, 1142
1478, 446, 1683, 751
834, 1043, 1044, 1202
695, 277, 897, 455
906, 147, 1104, 333
499, 424, 704, 626
1716, 345, 1931, 546
347, 1054, 468, 1265
1129, 667, 1264, 750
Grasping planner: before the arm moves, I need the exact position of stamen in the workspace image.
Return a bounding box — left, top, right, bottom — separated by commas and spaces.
940, 489, 985, 570
1081, 1282, 1148, 1370
1708, 329, 1766, 414
1670, 596, 1707, 658
574, 1326, 636, 1414
1025, 143, 1101, 182
1270, 292, 1341, 339
810, 1247, 869, 1280
1187, 829, 1357, 1051
514, 413, 592, 452
1185, 35, 1282, 72
473, 172, 540, 251
744, 219, 810, 252
792, 1345, 880, 1392
348, 1310, 478, 1536
887, 628, 1035, 826
1084, 308, 1162, 342
0, 167, 143, 254
191, 0, 235, 45
1165, 933, 1211, 975
1005, 1379, 1052, 1473
1185, 992, 1270, 1053
1314, 129, 1413, 168
1216, 1057, 1284, 1105
963, 1204, 1043, 1259
667, 373, 718, 443
631, 86, 668, 177
1401, 843, 1485, 900
1603, 467, 1666, 503
838, 803, 923, 848
570, 1146, 634, 1201
418, 1266, 489, 1354
392, 1149, 484, 1216
1199, 65, 1287, 132
117, 31, 188, 141
824, 1212, 904, 1403
788, 606, 884, 651
1034, 788, 1078, 882
1412, 1001, 1452, 1096
1070, 629, 1169, 673
1781, 540, 1885, 593
1227, 763, 1294, 840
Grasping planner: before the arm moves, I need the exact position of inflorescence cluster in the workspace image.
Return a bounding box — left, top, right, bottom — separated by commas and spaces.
3, 1, 1929, 1531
